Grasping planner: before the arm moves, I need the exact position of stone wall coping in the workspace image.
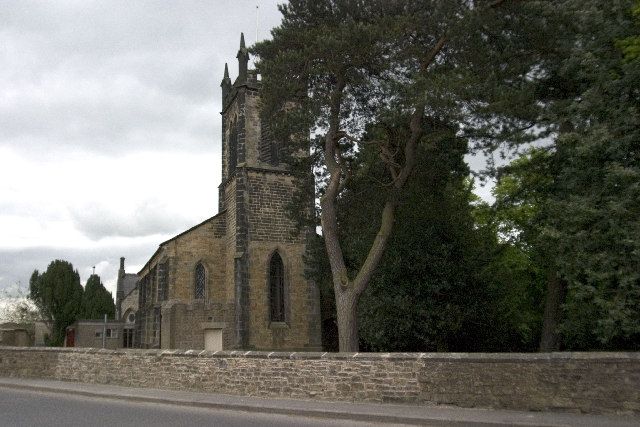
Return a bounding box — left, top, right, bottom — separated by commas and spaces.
1, 346, 639, 362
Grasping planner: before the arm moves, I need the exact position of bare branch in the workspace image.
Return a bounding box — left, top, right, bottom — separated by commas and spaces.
352, 102, 425, 297
366, 174, 396, 187
324, 77, 346, 175
489, 0, 509, 7
421, 36, 448, 72
379, 144, 400, 181
488, 0, 520, 8
336, 130, 362, 146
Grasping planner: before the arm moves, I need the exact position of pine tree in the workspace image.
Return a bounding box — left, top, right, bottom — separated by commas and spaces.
254, 0, 561, 351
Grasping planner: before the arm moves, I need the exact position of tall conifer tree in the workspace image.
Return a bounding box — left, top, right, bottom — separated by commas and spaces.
82, 274, 115, 320
29, 260, 83, 346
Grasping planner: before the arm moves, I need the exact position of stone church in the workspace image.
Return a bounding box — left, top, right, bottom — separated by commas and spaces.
116, 34, 322, 352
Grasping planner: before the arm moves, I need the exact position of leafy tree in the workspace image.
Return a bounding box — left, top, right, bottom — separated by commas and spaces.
255, 0, 559, 351
352, 133, 495, 351
331, 130, 546, 352
478, 242, 546, 351
484, 149, 553, 350
617, 0, 640, 61
312, 137, 546, 352
489, 0, 640, 350
81, 274, 115, 320
29, 260, 84, 346
536, 0, 640, 350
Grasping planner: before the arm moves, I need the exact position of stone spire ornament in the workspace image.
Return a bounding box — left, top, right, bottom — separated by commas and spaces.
221, 62, 231, 101
236, 32, 249, 83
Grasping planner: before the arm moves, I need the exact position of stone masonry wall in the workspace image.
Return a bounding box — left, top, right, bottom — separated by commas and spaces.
120, 291, 138, 322
246, 170, 303, 244
161, 220, 227, 303
247, 241, 321, 351
72, 322, 122, 350
164, 301, 231, 350
0, 347, 638, 414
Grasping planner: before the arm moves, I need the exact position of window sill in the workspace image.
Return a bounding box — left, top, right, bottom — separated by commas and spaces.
269, 321, 289, 330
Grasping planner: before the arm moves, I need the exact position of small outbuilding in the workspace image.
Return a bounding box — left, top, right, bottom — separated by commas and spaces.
0, 322, 31, 346
65, 320, 124, 349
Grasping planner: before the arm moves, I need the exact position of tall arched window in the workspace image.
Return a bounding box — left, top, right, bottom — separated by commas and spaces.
228, 121, 238, 175
269, 252, 285, 322
194, 262, 205, 299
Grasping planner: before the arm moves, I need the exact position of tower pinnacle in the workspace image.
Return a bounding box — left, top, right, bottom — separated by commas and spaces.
237, 32, 249, 83
221, 63, 232, 102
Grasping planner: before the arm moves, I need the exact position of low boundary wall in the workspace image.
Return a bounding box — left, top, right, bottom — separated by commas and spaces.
0, 347, 638, 414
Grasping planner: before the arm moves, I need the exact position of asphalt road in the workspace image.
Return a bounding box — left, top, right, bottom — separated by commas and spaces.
2, 379, 638, 427
0, 388, 403, 427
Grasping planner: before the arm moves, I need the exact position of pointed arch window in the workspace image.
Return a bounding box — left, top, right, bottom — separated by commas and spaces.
269, 252, 285, 322
228, 121, 238, 175
194, 262, 205, 300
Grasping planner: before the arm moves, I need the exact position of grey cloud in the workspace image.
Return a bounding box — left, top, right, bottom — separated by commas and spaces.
70, 201, 193, 240
0, 201, 64, 220
0, 242, 159, 295
0, 65, 218, 154
0, 1, 283, 296
0, 0, 282, 156
1, 1, 273, 57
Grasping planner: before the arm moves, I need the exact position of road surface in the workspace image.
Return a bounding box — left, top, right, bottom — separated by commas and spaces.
1, 378, 638, 427
0, 388, 400, 427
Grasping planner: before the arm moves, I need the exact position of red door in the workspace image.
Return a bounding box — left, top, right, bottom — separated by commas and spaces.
65, 328, 75, 347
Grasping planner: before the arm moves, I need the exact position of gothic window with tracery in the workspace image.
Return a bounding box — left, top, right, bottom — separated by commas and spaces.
194, 262, 205, 299
269, 252, 285, 322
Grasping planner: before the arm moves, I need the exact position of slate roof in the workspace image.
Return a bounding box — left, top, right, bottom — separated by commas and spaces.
121, 274, 138, 297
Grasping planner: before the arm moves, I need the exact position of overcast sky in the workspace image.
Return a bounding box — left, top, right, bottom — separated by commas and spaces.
0, 1, 495, 301
0, 0, 284, 297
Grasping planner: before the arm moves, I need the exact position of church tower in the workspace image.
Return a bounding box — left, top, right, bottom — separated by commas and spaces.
133, 34, 321, 352
219, 34, 321, 350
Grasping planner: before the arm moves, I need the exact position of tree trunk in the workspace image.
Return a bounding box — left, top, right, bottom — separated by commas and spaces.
336, 291, 359, 352
539, 270, 566, 352
319, 44, 433, 353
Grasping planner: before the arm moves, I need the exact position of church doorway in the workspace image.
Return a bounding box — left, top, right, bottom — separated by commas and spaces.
122, 328, 134, 348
